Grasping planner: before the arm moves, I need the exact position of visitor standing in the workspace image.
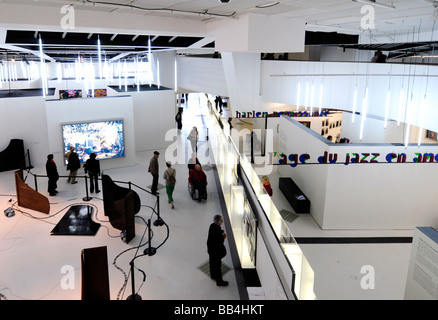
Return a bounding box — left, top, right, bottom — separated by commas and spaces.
148, 151, 160, 195
46, 154, 59, 196
207, 214, 228, 286
188, 126, 198, 153
175, 108, 183, 133
163, 161, 176, 209
84, 152, 101, 193
65, 146, 80, 184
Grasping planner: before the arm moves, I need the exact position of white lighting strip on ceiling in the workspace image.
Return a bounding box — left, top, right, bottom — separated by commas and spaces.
352, 0, 396, 10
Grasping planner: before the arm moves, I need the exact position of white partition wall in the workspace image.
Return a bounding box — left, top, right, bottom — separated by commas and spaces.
260, 60, 438, 135
277, 115, 438, 230
0, 96, 50, 166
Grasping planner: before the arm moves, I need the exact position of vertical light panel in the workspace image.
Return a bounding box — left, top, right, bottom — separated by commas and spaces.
157, 59, 160, 89
352, 87, 357, 123
97, 37, 102, 80
318, 82, 323, 114
417, 96, 427, 146
359, 87, 369, 140
310, 83, 315, 114
397, 88, 404, 126
384, 91, 391, 129
118, 61, 122, 89
39, 37, 47, 97
304, 80, 309, 110
57, 63, 63, 82
148, 37, 152, 87
123, 60, 128, 92
296, 80, 301, 111
174, 58, 177, 92
0, 64, 3, 88
404, 98, 414, 147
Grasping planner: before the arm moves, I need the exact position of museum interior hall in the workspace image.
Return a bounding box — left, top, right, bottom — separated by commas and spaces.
1, 0, 438, 303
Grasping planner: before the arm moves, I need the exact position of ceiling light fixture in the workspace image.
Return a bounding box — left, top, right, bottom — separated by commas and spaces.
352, 0, 396, 10
255, 2, 280, 9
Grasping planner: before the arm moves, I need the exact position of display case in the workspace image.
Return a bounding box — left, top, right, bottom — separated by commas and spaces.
231, 186, 257, 269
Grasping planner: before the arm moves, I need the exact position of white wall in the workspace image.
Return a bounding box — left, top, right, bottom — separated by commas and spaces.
128, 89, 176, 152
0, 96, 49, 167
277, 115, 438, 230
177, 56, 228, 96
260, 60, 438, 135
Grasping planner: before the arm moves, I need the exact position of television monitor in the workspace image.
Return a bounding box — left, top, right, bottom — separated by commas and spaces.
62, 119, 125, 163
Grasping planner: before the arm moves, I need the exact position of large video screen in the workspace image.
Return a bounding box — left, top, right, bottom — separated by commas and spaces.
62, 119, 125, 163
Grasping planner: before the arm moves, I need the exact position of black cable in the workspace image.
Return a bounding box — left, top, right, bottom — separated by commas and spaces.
115, 214, 150, 300
83, 0, 236, 18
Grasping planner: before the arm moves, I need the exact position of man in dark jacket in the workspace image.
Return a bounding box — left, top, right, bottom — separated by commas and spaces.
84, 152, 101, 193
65, 146, 80, 184
148, 151, 160, 195
207, 214, 228, 286
46, 154, 59, 196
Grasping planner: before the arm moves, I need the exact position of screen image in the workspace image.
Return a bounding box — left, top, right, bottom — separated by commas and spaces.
59, 89, 82, 99
62, 120, 125, 163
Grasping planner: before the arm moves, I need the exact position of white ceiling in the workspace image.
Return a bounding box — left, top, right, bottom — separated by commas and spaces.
1, 0, 436, 35
0, 0, 437, 62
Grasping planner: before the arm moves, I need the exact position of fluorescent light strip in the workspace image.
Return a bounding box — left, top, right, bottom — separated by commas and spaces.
310, 83, 315, 114
319, 83, 324, 114
98, 38, 102, 80
352, 87, 358, 123
352, 0, 396, 9
57, 63, 62, 82
417, 96, 427, 146
174, 58, 177, 92
359, 87, 369, 140
148, 37, 152, 87
39, 38, 47, 97
296, 81, 301, 111
384, 91, 391, 128
157, 60, 160, 89
304, 81, 309, 110
397, 88, 404, 126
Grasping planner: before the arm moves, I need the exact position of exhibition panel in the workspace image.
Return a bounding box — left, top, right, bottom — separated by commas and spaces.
277, 115, 438, 230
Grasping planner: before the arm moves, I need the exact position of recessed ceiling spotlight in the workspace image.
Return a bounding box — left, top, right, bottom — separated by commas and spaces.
218, 0, 231, 3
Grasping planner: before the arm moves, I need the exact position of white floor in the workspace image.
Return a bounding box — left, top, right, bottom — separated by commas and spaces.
0, 94, 415, 301
0, 97, 240, 301
264, 165, 414, 300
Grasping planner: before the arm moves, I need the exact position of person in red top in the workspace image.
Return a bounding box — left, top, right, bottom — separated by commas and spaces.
189, 164, 207, 201
262, 175, 272, 196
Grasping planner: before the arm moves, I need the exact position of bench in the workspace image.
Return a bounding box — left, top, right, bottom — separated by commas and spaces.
279, 177, 310, 214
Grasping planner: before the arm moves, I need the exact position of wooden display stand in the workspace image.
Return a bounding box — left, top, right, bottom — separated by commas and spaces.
14, 169, 50, 214
81, 246, 110, 300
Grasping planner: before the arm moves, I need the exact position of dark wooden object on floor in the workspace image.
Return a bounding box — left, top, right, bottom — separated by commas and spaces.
15, 169, 50, 214
279, 177, 310, 214
102, 174, 140, 243
81, 246, 110, 300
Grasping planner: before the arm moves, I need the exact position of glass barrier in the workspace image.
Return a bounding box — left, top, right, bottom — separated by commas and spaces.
204, 95, 315, 300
